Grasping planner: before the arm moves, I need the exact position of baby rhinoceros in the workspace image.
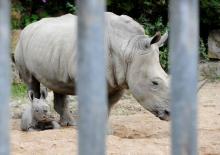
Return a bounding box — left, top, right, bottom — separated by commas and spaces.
20, 89, 60, 131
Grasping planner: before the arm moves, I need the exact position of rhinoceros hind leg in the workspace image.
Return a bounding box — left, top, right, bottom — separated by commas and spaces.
54, 92, 76, 126
28, 76, 40, 99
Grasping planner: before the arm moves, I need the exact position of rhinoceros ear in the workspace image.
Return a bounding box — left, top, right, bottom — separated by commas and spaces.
28, 90, 34, 102
40, 87, 48, 99
150, 32, 161, 45
157, 31, 168, 47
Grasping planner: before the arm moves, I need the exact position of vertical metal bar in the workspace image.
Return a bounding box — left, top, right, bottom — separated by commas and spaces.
77, 0, 107, 155
0, 0, 11, 154
169, 0, 199, 155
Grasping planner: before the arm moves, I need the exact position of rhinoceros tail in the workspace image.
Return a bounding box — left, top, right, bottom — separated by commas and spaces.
14, 38, 24, 70
11, 53, 15, 63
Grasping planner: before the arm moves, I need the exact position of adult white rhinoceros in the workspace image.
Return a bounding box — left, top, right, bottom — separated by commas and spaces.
15, 12, 170, 126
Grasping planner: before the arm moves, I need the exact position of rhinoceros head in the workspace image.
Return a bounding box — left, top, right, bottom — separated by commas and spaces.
28, 89, 50, 122
127, 32, 170, 121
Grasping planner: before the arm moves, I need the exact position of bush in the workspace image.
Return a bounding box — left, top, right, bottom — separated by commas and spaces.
12, 0, 76, 29
200, 0, 220, 33
138, 15, 169, 71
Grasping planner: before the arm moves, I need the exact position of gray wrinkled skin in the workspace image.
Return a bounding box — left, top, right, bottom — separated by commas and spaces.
20, 90, 60, 131
15, 12, 170, 124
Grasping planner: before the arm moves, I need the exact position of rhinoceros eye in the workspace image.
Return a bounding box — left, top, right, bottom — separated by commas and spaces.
152, 81, 159, 86
35, 110, 39, 113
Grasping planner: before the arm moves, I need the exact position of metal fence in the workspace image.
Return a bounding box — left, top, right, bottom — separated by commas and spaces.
0, 0, 199, 155
170, 0, 199, 155
0, 0, 11, 154
77, 0, 107, 155
170, 0, 198, 155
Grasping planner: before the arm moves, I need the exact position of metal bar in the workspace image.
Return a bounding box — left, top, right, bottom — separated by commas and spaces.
77, 0, 107, 155
0, 0, 11, 154
169, 0, 199, 155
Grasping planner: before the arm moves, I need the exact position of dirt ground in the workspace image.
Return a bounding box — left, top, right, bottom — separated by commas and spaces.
10, 82, 220, 155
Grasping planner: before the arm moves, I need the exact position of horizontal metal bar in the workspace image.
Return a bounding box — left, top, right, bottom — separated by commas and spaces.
77, 0, 107, 155
169, 0, 199, 155
0, 0, 11, 154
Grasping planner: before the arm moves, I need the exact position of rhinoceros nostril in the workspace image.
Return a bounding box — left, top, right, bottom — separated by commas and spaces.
156, 109, 170, 121
164, 109, 170, 116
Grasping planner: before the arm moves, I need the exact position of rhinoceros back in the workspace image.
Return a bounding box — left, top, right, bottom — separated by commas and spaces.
15, 14, 77, 94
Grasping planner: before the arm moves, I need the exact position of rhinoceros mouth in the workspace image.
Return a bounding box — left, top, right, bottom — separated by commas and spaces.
153, 109, 170, 121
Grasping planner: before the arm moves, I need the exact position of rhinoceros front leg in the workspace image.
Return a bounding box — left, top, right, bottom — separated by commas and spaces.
28, 76, 40, 99
107, 90, 124, 135
54, 92, 76, 126
108, 89, 124, 115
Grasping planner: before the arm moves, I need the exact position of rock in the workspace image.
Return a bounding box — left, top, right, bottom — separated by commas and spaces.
208, 30, 220, 59
11, 30, 22, 84
199, 62, 220, 79
11, 29, 21, 54
10, 100, 27, 119
11, 61, 22, 84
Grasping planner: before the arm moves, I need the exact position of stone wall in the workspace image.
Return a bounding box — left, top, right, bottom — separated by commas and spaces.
208, 30, 220, 59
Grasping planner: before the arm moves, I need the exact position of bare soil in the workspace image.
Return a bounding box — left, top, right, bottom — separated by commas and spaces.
10, 82, 220, 155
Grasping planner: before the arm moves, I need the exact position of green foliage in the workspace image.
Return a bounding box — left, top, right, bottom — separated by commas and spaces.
11, 0, 76, 29
107, 0, 168, 20
11, 83, 27, 99
11, 1, 24, 29
200, 38, 209, 62
200, 0, 220, 29
23, 14, 40, 26
107, 0, 134, 13
160, 47, 169, 71
199, 0, 220, 53
138, 16, 168, 35
66, 2, 77, 13
138, 15, 169, 71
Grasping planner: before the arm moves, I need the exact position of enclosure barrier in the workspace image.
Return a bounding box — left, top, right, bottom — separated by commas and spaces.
77, 0, 107, 155
0, 0, 11, 155
0, 0, 199, 155
170, 0, 199, 155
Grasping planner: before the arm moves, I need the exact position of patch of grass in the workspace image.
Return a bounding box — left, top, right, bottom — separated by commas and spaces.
11, 83, 27, 99
210, 76, 220, 82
